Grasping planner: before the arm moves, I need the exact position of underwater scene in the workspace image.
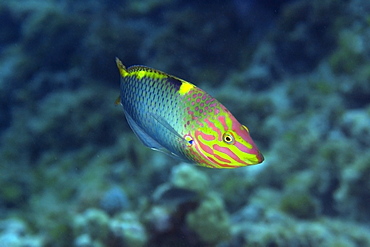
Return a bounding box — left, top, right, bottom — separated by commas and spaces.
1, 0, 370, 246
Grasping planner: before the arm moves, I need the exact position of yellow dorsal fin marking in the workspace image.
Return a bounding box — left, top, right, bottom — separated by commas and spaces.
125, 66, 168, 81
136, 70, 146, 80
179, 81, 195, 95
116, 57, 128, 77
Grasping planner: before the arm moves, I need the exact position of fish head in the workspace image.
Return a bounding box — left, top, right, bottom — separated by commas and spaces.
185, 110, 264, 168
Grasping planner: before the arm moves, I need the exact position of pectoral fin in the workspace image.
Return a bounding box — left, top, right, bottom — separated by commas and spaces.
149, 113, 187, 143
124, 111, 165, 150
124, 111, 186, 160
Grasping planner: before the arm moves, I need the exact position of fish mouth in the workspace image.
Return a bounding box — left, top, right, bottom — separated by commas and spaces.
256, 151, 264, 163
244, 150, 264, 165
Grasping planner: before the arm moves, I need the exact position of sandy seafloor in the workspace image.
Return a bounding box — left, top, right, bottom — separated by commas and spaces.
0, 0, 370, 246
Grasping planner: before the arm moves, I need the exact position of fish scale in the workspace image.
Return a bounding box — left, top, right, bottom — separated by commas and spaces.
116, 58, 264, 168
119, 67, 185, 156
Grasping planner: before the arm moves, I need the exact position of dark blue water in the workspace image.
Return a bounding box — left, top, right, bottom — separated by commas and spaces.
0, 0, 369, 246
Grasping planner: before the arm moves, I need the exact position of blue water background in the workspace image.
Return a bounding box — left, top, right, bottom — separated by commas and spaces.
0, 0, 369, 246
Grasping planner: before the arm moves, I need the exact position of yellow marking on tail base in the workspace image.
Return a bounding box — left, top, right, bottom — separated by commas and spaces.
179, 81, 195, 95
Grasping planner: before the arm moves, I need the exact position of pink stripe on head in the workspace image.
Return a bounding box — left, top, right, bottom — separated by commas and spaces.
230, 115, 243, 133
233, 125, 256, 151
192, 141, 216, 168
204, 119, 222, 141
234, 140, 253, 151
217, 163, 241, 168
213, 144, 248, 165
218, 115, 228, 131
197, 140, 214, 157
213, 154, 231, 163
194, 129, 236, 167
197, 131, 215, 141
195, 140, 233, 167
206, 98, 215, 104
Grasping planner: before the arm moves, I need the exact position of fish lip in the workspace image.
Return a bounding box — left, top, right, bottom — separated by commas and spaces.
244, 150, 264, 165
257, 151, 264, 163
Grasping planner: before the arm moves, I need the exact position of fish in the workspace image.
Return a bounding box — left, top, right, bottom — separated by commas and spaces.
115, 58, 264, 168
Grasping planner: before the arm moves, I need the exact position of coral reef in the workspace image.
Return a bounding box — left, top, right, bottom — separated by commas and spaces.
73, 209, 147, 247
0, 219, 45, 247
186, 193, 231, 244
100, 186, 130, 215
169, 163, 210, 195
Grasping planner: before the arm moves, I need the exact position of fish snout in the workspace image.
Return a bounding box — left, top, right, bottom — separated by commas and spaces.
256, 150, 264, 164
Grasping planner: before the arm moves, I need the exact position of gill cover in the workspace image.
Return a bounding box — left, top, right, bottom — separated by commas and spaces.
186, 114, 264, 168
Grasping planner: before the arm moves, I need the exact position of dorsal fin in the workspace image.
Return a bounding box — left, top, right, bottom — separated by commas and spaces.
116, 57, 128, 77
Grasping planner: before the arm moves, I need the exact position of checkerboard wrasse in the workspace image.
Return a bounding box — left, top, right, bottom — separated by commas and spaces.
116, 58, 264, 168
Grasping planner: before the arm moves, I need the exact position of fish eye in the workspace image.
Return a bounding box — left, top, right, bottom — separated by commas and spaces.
222, 132, 234, 144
